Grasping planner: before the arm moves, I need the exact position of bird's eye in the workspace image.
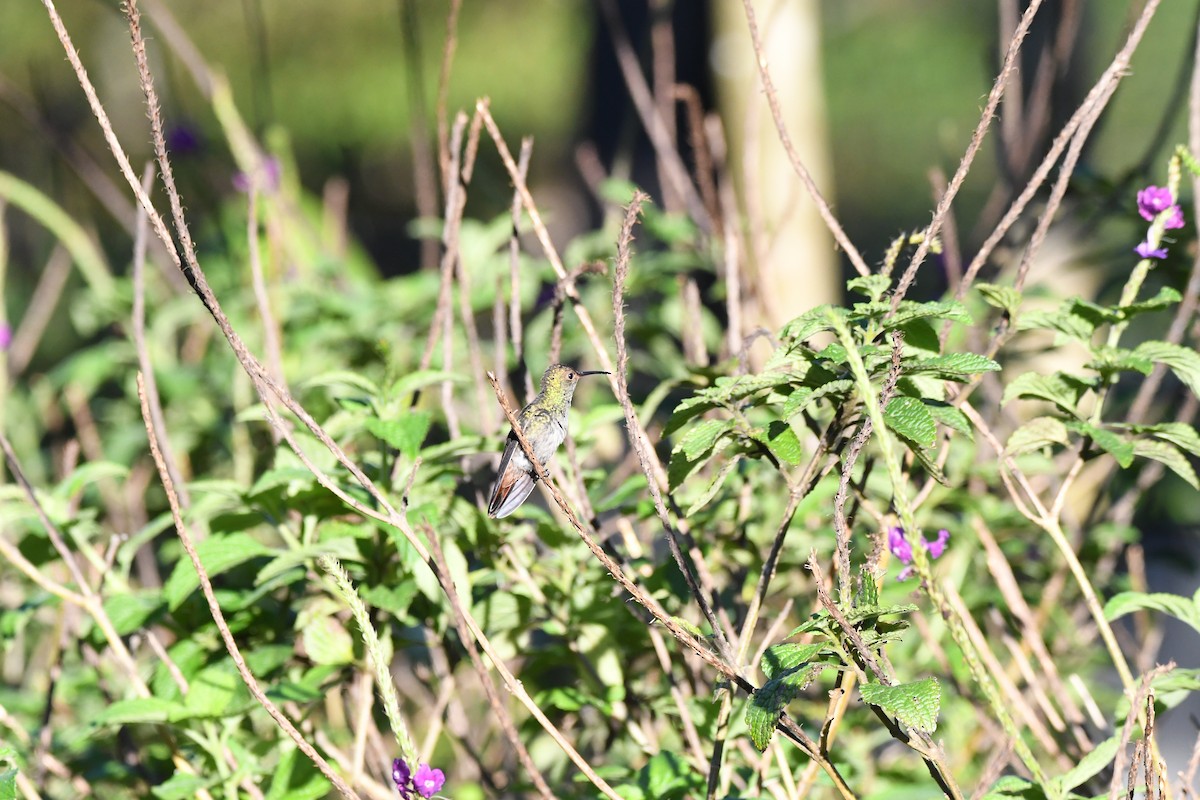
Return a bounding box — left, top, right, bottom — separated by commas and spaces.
568, 371, 577, 380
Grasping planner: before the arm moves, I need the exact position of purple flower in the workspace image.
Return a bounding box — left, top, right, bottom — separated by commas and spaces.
392, 759, 412, 797
413, 764, 445, 798
1135, 241, 1169, 260
0, 323, 10, 351
1165, 205, 1186, 230
233, 156, 280, 194
887, 527, 950, 581
1138, 186, 1176, 220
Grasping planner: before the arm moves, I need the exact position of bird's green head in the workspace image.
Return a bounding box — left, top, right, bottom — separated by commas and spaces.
536, 364, 609, 410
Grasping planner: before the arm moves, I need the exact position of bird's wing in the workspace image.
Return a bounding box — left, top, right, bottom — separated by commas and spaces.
488, 436, 537, 518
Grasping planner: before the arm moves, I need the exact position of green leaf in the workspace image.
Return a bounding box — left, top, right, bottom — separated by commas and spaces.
684, 456, 741, 516
299, 370, 380, 397
746, 663, 826, 751
1015, 308, 1095, 342
163, 533, 274, 610
1105, 591, 1200, 635
976, 283, 1021, 316
54, 461, 129, 499
301, 614, 355, 666
760, 643, 826, 679
1006, 416, 1070, 455
1053, 734, 1120, 793
102, 592, 163, 636
152, 773, 220, 800
183, 664, 242, 718
1087, 346, 1153, 377
884, 396, 937, 449
1132, 439, 1200, 489
364, 412, 432, 459
638, 750, 703, 800
782, 380, 854, 419
1133, 341, 1200, 397
266, 744, 331, 800
387, 369, 464, 399
1132, 421, 1200, 457
925, 402, 972, 439
1120, 286, 1182, 316
885, 300, 971, 328
1001, 372, 1094, 414
848, 274, 892, 301
0, 770, 15, 800
751, 421, 803, 464
1064, 421, 1133, 468
859, 677, 940, 733
781, 305, 839, 344
904, 353, 1001, 380
677, 418, 735, 461
91, 697, 187, 728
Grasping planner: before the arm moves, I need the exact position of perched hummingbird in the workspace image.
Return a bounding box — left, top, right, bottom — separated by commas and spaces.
488, 364, 609, 518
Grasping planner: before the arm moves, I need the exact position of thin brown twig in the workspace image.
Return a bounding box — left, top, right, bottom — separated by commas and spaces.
736, 0, 870, 278
7, 245, 70, 377
611, 191, 734, 660
426, 527, 556, 799
509, 136, 535, 400
136, 373, 362, 800
596, 0, 709, 227
435, 0, 463, 190
889, 0, 1045, 311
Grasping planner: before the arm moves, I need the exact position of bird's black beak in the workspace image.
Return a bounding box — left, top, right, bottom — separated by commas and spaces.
578, 370, 610, 376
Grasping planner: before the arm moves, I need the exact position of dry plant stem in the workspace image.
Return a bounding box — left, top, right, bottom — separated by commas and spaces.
809, 556, 888, 682
736, 0, 870, 278
1109, 666, 1172, 800
611, 191, 734, 660
426, 529, 556, 800
247, 188, 286, 397
0, 432, 214, 796
889, 0, 1044, 311
434, 0, 463, 187
137, 374, 362, 800
47, 7, 612, 795
509, 136, 534, 400
484, 373, 852, 796
960, 0, 1162, 297
7, 245, 70, 377
420, 112, 469, 376
596, 0, 709, 227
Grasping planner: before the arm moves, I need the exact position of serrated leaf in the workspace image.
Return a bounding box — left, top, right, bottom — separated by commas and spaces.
364, 412, 432, 459
1134, 341, 1200, 397
1121, 286, 1182, 316
780, 305, 839, 343
684, 456, 741, 515
1133, 421, 1200, 457
1015, 308, 1096, 342
1105, 591, 1200, 635
1006, 416, 1070, 455
1132, 439, 1200, 489
1053, 734, 1119, 793
751, 421, 803, 464
760, 643, 827, 679
976, 283, 1021, 315
925, 402, 972, 439
884, 396, 937, 448
885, 300, 971, 328
163, 533, 274, 610
152, 773, 219, 800
1001, 371, 1093, 413
746, 663, 826, 751
904, 353, 1001, 380
184, 664, 241, 718
1064, 421, 1133, 468
677, 418, 735, 460
783, 380, 853, 419
860, 677, 940, 733
255, 538, 363, 586
266, 745, 331, 800
1087, 346, 1153, 377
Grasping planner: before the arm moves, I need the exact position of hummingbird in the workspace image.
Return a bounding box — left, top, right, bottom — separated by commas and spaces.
488, 364, 609, 518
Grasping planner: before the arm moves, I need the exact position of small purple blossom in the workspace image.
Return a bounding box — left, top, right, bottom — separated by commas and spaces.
1138, 186, 1175, 220
1164, 205, 1186, 230
393, 758, 444, 798
0, 323, 10, 351
413, 764, 445, 798
1135, 241, 1169, 260
232, 156, 280, 194
887, 527, 950, 581
392, 759, 412, 798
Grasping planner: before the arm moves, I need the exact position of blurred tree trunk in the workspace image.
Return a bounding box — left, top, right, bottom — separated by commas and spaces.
712, 0, 839, 345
